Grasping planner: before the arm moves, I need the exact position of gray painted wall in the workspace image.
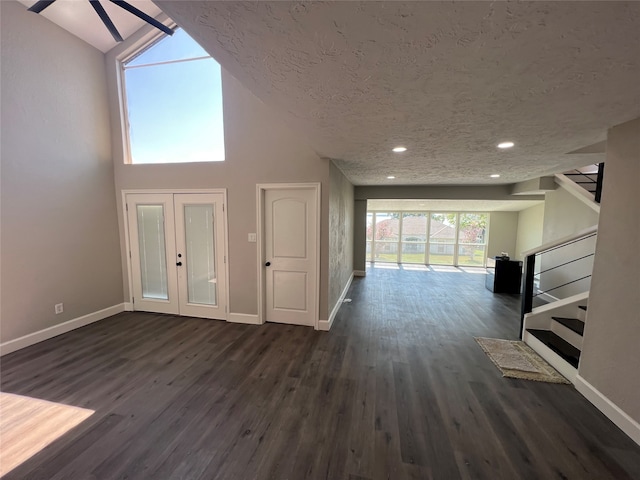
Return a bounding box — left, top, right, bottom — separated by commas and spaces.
105, 23, 331, 319
353, 200, 368, 272
0, 1, 123, 343
328, 163, 354, 314
580, 118, 640, 422
540, 186, 599, 298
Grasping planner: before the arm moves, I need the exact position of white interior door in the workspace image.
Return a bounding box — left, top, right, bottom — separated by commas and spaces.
127, 193, 179, 315
174, 194, 227, 319
126, 192, 227, 320
264, 186, 318, 327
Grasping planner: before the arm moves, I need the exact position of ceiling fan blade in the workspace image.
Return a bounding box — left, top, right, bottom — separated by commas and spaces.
28, 0, 57, 14
109, 0, 174, 36
89, 0, 123, 42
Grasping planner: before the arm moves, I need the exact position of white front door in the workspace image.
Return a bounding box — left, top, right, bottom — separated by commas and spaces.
263, 186, 318, 327
126, 193, 227, 319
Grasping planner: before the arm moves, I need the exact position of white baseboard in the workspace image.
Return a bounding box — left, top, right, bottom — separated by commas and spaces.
0, 303, 125, 356
354, 270, 366, 277
319, 272, 354, 331
227, 312, 261, 325
575, 374, 640, 446
124, 302, 134, 311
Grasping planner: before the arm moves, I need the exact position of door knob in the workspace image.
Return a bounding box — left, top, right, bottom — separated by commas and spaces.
265, 262, 271, 267
176, 262, 183, 266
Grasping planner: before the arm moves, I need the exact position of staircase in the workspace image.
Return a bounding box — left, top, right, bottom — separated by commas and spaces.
522, 293, 588, 383
560, 163, 605, 203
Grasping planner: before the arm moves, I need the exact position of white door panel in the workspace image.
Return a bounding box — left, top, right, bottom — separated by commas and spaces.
174, 194, 227, 319
264, 187, 317, 327
127, 192, 227, 320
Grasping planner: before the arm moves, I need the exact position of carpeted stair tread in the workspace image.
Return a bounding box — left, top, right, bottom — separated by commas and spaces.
552, 317, 585, 336
526, 329, 580, 368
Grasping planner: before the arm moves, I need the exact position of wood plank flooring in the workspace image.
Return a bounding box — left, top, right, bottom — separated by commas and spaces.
2, 265, 640, 479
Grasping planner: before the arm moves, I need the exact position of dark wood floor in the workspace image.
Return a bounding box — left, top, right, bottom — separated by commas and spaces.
2, 265, 640, 480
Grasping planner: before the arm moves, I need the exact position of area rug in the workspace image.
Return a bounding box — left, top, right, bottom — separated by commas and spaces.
474, 337, 570, 384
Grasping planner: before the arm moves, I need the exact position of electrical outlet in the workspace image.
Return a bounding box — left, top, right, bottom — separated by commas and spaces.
248, 233, 257, 243
55, 303, 64, 314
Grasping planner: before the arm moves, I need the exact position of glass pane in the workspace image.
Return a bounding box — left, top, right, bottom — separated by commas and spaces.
401, 242, 426, 264
401, 213, 428, 241
458, 244, 486, 266
124, 58, 224, 164
184, 205, 217, 306
366, 212, 374, 241
373, 212, 399, 241
137, 205, 168, 300
374, 241, 398, 263
366, 241, 372, 260
459, 213, 488, 245
126, 28, 210, 67
429, 213, 457, 265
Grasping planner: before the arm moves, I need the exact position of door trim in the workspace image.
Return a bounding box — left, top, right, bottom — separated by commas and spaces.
256, 183, 321, 329
121, 189, 229, 320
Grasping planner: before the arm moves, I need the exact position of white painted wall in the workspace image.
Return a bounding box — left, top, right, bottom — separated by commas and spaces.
515, 204, 545, 260
580, 118, 640, 423
539, 186, 599, 298
0, 1, 123, 343
487, 212, 518, 260
105, 22, 331, 319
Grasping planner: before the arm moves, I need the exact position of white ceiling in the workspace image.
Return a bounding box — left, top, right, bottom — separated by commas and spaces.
155, 1, 640, 186
18, 0, 162, 52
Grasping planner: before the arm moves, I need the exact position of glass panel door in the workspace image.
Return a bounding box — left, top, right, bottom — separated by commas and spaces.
372, 212, 399, 263
457, 213, 488, 267
183, 204, 217, 305
428, 213, 457, 265
400, 213, 428, 264
126, 193, 179, 315
174, 193, 227, 319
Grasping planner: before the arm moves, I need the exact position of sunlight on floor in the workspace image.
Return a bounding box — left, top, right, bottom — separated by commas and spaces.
429, 265, 461, 272
459, 267, 488, 274
400, 264, 429, 271
0, 392, 94, 476
368, 263, 488, 274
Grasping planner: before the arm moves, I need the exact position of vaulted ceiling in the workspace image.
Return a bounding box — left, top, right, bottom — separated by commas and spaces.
155, 1, 640, 186
22, 1, 640, 186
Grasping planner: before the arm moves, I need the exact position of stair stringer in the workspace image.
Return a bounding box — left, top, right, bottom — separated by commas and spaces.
522, 291, 589, 385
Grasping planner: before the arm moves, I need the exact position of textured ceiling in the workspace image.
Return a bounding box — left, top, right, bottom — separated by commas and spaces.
367, 199, 544, 213
156, 1, 640, 186
18, 0, 162, 52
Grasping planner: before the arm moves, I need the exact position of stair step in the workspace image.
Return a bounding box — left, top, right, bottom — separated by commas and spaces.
552, 317, 585, 336
526, 329, 581, 368
578, 305, 587, 311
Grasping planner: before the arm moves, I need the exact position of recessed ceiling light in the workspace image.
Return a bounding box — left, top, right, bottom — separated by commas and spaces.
490, 174, 501, 178
497, 141, 515, 149
387, 176, 396, 179
392, 146, 407, 153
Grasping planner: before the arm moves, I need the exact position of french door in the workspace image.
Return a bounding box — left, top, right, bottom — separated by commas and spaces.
126, 192, 227, 320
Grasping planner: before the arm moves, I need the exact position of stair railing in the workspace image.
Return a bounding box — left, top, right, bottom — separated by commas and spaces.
562, 163, 605, 203
520, 225, 598, 338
